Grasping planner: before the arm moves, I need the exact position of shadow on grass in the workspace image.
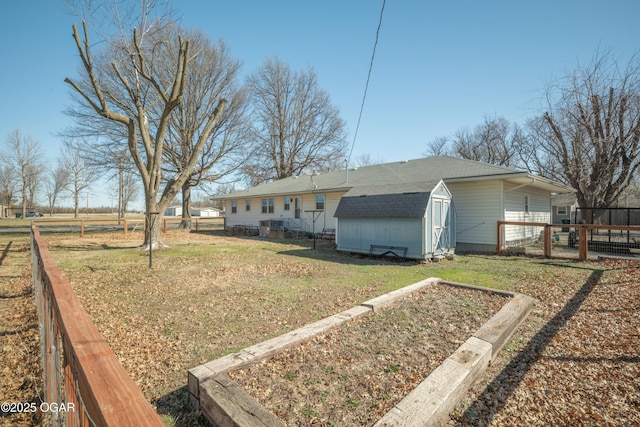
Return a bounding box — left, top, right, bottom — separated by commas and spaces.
0, 324, 36, 337
154, 386, 212, 427
0, 288, 32, 299
0, 240, 12, 266
281, 248, 419, 266
459, 266, 605, 424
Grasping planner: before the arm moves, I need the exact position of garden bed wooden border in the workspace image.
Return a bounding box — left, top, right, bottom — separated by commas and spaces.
188, 278, 534, 426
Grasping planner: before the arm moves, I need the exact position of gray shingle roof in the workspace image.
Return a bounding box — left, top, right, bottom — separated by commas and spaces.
334, 192, 431, 218
334, 180, 444, 218
219, 155, 567, 199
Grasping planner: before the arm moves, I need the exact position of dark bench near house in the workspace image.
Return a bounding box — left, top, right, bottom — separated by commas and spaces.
369, 244, 408, 261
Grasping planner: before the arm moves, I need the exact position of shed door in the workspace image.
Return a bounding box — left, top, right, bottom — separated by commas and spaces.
432, 199, 451, 254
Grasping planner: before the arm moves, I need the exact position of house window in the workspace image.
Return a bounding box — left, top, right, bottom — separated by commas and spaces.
316, 194, 325, 210
524, 195, 530, 215
284, 197, 291, 211
246, 200, 251, 211
262, 198, 274, 214
231, 200, 237, 214
557, 206, 567, 215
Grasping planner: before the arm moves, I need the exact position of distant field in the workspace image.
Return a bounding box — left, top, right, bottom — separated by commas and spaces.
0, 214, 224, 235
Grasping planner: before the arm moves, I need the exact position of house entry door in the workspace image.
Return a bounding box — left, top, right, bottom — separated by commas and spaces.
294, 198, 301, 219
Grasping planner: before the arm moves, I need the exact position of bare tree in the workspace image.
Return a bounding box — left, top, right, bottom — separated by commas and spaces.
424, 136, 451, 157
529, 50, 640, 220
451, 116, 524, 167
107, 167, 139, 216
64, 14, 226, 248
160, 27, 250, 229
0, 164, 17, 209
245, 57, 347, 184
62, 144, 96, 218
4, 130, 42, 218
45, 162, 69, 215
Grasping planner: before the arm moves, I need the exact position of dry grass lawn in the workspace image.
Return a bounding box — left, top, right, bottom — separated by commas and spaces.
3, 228, 639, 426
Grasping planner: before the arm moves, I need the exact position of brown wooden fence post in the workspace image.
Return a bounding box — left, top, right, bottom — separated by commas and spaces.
123, 219, 128, 236
80, 220, 85, 238
579, 226, 588, 261
544, 225, 552, 258
497, 221, 504, 254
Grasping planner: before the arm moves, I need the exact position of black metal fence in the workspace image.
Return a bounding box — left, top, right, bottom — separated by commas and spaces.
497, 221, 640, 260
575, 207, 640, 227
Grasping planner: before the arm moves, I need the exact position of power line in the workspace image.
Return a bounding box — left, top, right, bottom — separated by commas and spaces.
347, 0, 386, 165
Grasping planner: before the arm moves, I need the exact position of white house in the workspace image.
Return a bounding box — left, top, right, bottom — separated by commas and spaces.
216, 156, 572, 253
191, 208, 221, 217
166, 206, 221, 217
551, 193, 577, 225
165, 205, 183, 217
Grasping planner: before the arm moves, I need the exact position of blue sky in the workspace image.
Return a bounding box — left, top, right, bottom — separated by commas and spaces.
2, 1, 639, 208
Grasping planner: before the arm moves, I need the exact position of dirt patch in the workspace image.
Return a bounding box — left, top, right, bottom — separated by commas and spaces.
229, 284, 509, 426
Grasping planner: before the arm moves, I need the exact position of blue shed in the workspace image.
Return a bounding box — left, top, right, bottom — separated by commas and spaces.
333, 180, 455, 260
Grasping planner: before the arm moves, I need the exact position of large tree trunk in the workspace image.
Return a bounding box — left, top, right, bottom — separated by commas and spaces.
74, 191, 79, 218
179, 181, 192, 230
118, 163, 124, 221
142, 192, 167, 250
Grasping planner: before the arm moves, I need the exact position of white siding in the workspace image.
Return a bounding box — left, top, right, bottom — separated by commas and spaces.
447, 180, 503, 248
504, 183, 551, 243
223, 191, 346, 233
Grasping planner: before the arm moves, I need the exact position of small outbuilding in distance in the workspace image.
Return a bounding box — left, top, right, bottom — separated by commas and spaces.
334, 180, 455, 260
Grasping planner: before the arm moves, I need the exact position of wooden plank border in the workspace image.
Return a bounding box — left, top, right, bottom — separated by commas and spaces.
32, 225, 164, 426
190, 278, 534, 426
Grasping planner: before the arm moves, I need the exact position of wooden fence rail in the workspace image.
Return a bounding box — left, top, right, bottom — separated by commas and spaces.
32, 218, 139, 238
31, 224, 164, 426
32, 216, 223, 237
497, 221, 640, 261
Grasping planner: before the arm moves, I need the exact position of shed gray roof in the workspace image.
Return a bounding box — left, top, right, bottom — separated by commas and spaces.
334, 180, 444, 219
219, 156, 571, 199
334, 192, 431, 218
